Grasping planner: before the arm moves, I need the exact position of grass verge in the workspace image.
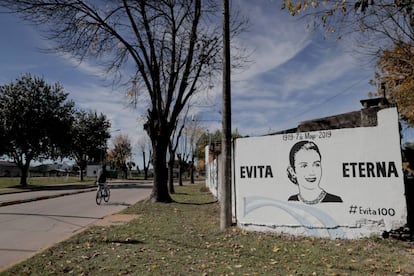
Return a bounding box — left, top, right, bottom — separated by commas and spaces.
0, 177, 95, 194
2, 184, 414, 275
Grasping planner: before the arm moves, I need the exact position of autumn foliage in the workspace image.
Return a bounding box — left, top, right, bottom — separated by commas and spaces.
108, 134, 132, 179
374, 42, 414, 126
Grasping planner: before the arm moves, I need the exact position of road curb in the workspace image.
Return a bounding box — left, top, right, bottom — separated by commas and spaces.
0, 188, 96, 207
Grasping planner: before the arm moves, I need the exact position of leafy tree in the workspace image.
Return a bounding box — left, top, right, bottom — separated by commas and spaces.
373, 41, 414, 125
71, 110, 111, 181
108, 134, 132, 179
184, 118, 204, 184
127, 161, 136, 178
194, 129, 243, 164
195, 130, 222, 162
0, 0, 247, 202
0, 74, 75, 186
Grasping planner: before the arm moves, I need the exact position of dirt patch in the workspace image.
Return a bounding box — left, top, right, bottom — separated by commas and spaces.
94, 214, 140, 227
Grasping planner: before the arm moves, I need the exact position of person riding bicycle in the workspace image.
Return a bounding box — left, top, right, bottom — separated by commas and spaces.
96, 164, 110, 204
97, 164, 108, 193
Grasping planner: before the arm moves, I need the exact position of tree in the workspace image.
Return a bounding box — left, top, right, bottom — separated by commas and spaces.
127, 161, 136, 178
108, 134, 132, 179
71, 110, 111, 181
373, 41, 414, 125
194, 129, 243, 168
195, 130, 219, 162
0, 74, 75, 186
184, 117, 204, 184
0, 0, 246, 202
281, 1, 414, 52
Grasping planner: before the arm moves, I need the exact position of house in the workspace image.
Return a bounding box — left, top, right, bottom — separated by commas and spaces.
86, 164, 101, 178
30, 163, 72, 177
0, 161, 20, 177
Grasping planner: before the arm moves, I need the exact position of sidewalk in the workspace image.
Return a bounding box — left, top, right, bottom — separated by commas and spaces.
0, 182, 153, 272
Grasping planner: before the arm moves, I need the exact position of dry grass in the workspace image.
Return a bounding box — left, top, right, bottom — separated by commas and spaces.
2, 184, 414, 275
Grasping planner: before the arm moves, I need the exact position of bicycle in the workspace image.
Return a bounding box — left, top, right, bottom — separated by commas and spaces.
96, 182, 110, 205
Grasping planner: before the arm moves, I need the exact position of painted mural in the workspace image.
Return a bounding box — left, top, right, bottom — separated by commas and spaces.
234, 108, 407, 239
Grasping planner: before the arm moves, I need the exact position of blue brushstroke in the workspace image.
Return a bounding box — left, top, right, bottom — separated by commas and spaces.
243, 196, 346, 238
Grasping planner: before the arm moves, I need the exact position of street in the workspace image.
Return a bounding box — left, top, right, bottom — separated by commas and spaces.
0, 183, 151, 271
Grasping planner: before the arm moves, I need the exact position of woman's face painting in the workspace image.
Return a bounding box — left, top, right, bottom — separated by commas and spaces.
293, 148, 322, 190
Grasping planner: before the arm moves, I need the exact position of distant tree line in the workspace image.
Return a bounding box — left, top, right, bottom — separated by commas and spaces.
0, 74, 111, 186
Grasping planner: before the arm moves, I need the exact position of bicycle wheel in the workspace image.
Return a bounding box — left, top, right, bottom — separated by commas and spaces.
103, 187, 110, 202
96, 187, 103, 205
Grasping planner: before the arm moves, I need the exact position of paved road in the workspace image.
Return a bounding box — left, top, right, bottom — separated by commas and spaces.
0, 183, 151, 271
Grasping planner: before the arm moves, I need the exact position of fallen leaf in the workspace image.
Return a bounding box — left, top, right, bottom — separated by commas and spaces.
273, 246, 281, 253
395, 265, 401, 273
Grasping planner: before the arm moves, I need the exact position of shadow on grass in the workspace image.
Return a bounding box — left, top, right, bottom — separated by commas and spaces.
104, 202, 131, 207
174, 200, 218, 206
103, 239, 144, 245
109, 184, 152, 190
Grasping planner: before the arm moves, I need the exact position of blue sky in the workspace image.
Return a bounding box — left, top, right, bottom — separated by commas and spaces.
0, 1, 411, 165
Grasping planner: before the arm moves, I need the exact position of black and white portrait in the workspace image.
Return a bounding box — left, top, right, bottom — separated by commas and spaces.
287, 140, 342, 204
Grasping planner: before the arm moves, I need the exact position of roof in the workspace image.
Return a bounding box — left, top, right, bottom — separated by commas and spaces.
0, 161, 17, 167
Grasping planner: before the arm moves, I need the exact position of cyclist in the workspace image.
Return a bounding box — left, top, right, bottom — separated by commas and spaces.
97, 164, 108, 195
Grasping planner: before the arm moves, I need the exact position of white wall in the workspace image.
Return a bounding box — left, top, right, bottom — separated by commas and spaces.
234, 107, 407, 239
86, 165, 100, 178
205, 145, 219, 198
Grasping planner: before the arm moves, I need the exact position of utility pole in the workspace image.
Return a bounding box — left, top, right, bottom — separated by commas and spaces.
220, 0, 232, 231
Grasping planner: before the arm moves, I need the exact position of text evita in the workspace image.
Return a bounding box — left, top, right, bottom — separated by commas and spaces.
240, 165, 274, 178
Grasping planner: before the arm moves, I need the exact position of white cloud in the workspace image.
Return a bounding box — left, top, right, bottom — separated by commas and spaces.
59, 52, 109, 79
233, 1, 312, 81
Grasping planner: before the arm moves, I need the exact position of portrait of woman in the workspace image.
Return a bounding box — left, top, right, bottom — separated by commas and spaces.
287, 140, 342, 204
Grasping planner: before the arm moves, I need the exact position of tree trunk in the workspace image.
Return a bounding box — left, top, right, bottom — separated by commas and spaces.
20, 170, 28, 186
19, 162, 30, 187
124, 166, 128, 179
79, 167, 85, 182
190, 155, 195, 184
144, 168, 148, 180
149, 138, 173, 202
168, 158, 175, 194
178, 158, 183, 186
143, 151, 148, 180
78, 160, 86, 182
